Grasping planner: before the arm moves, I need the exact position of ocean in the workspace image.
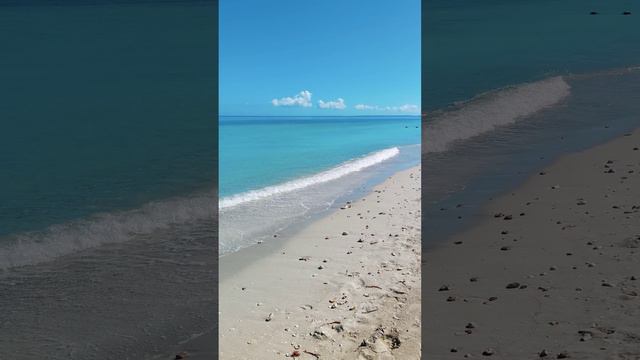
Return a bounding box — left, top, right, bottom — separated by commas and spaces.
422, 0, 640, 244
219, 116, 421, 255
0, 1, 217, 358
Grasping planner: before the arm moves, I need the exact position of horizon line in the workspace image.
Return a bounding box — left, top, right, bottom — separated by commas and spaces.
218, 114, 421, 117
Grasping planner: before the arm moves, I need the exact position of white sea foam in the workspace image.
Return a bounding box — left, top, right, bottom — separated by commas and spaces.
424, 76, 571, 152
0, 193, 216, 270
219, 147, 400, 209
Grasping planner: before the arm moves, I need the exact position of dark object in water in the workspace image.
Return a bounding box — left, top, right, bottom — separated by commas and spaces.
590, 11, 598, 15
623, 11, 631, 15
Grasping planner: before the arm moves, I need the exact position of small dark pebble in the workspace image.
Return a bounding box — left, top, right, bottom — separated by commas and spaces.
506, 282, 520, 289
482, 348, 495, 356
539, 349, 548, 357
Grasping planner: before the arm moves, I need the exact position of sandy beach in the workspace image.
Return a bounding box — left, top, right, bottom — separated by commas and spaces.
218, 166, 422, 359
423, 129, 640, 358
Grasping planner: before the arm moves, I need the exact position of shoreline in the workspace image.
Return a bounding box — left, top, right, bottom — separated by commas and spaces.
217, 165, 422, 359
423, 129, 640, 358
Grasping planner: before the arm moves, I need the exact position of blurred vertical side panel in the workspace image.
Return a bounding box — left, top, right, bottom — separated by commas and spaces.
0, 0, 218, 358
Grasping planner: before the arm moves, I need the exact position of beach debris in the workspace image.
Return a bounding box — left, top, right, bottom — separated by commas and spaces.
465, 322, 476, 329
556, 351, 569, 359
500, 246, 511, 251
454, 240, 463, 245
488, 296, 498, 302
303, 350, 320, 359
341, 231, 348, 236
174, 352, 188, 359
446, 296, 456, 302
506, 282, 520, 289
384, 328, 402, 349
503, 215, 513, 220
438, 284, 450, 291
265, 312, 273, 322
325, 320, 344, 332
298, 256, 311, 261
290, 350, 301, 357
601, 280, 614, 287
539, 349, 549, 357
578, 330, 593, 341
310, 330, 328, 340
482, 348, 495, 356
362, 304, 378, 313
470, 277, 478, 282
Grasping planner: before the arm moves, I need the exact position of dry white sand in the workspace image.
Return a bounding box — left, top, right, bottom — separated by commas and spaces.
218, 166, 422, 359
423, 129, 640, 359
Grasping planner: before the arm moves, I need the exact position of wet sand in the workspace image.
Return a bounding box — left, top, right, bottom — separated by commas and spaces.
423, 129, 640, 358
217, 166, 422, 359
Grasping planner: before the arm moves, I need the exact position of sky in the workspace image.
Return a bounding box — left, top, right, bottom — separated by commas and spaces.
219, 0, 421, 116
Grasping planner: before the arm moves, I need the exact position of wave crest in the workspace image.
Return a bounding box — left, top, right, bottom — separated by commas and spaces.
424, 76, 571, 152
0, 193, 215, 270
220, 147, 400, 209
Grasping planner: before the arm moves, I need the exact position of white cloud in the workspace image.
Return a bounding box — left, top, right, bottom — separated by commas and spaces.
355, 104, 378, 110
355, 103, 420, 113
271, 90, 313, 107
318, 98, 346, 110
397, 104, 419, 113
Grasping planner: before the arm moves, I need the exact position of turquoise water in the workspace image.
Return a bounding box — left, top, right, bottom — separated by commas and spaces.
219, 116, 420, 254
219, 116, 420, 197
425, 0, 640, 111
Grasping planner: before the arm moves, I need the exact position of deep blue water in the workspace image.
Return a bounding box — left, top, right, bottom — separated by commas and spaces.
424, 0, 640, 111
0, 2, 218, 359
422, 0, 640, 247
0, 2, 216, 238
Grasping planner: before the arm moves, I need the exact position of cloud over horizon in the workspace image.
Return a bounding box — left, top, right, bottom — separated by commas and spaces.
318, 98, 346, 110
354, 103, 419, 113
271, 90, 313, 107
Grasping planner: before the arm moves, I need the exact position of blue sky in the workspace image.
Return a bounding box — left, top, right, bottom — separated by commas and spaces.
219, 0, 420, 116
